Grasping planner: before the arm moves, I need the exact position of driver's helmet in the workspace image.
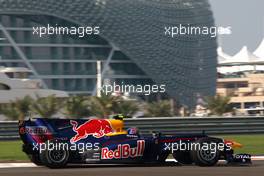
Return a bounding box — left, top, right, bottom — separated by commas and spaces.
127, 127, 139, 135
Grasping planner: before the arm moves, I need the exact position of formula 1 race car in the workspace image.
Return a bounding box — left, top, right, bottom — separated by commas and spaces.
19, 115, 251, 168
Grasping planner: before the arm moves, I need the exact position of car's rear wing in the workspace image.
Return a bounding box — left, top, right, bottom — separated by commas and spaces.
18, 118, 126, 145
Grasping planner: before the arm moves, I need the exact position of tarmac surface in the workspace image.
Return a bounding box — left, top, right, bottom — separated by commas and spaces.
0, 161, 263, 176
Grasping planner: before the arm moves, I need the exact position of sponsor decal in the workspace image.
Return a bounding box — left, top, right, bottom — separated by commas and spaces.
20, 126, 50, 135
19, 127, 25, 134
70, 119, 113, 143
234, 154, 251, 163
101, 140, 145, 159
234, 154, 251, 159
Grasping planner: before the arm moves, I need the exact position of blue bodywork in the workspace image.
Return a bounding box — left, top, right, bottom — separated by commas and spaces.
19, 118, 251, 167
19, 118, 208, 164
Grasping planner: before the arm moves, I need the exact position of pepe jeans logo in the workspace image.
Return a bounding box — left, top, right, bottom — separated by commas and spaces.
101, 140, 145, 159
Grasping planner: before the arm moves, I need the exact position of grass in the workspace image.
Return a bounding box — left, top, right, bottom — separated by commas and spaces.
0, 141, 28, 161
0, 134, 263, 161
215, 134, 264, 155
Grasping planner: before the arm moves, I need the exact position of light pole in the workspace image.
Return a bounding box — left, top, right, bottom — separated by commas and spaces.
96, 60, 102, 97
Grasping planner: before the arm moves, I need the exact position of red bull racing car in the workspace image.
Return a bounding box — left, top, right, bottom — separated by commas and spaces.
19, 115, 251, 168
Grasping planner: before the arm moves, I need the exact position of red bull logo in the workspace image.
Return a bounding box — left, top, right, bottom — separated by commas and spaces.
101, 140, 145, 159
70, 119, 113, 143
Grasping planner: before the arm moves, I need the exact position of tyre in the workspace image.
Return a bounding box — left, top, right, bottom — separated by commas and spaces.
173, 151, 193, 165
28, 154, 43, 166
22, 144, 43, 166
190, 137, 220, 166
157, 151, 170, 163
39, 140, 69, 168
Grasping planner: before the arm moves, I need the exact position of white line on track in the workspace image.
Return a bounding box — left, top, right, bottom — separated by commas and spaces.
0, 156, 263, 168
251, 156, 264, 161
0, 163, 37, 168
166, 156, 264, 162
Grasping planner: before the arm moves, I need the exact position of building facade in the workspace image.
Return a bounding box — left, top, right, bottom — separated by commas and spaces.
0, 0, 217, 108
217, 73, 264, 115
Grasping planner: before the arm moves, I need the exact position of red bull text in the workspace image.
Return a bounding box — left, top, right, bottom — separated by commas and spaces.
101, 140, 145, 159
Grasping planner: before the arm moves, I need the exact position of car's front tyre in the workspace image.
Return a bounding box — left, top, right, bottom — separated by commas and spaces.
191, 137, 220, 166
173, 150, 193, 165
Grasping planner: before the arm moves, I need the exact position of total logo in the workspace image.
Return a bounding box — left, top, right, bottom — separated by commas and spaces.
101, 140, 145, 159
234, 154, 251, 159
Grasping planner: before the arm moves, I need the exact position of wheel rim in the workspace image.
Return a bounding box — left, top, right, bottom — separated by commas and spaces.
199, 148, 216, 161
48, 149, 67, 163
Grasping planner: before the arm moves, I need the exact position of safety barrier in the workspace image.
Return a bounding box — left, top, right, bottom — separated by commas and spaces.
1, 117, 264, 140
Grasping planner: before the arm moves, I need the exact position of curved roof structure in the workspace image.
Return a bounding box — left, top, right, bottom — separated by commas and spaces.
0, 0, 217, 108
232, 46, 260, 63
218, 43, 264, 74
217, 47, 231, 63
254, 39, 264, 58
219, 46, 263, 66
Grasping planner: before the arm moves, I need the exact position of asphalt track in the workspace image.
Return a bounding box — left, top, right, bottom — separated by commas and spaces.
0, 161, 263, 176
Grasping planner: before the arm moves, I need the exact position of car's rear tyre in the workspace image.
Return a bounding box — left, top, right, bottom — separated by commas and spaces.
191, 137, 220, 166
28, 154, 43, 166
39, 140, 69, 168
173, 151, 193, 165
22, 144, 43, 166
